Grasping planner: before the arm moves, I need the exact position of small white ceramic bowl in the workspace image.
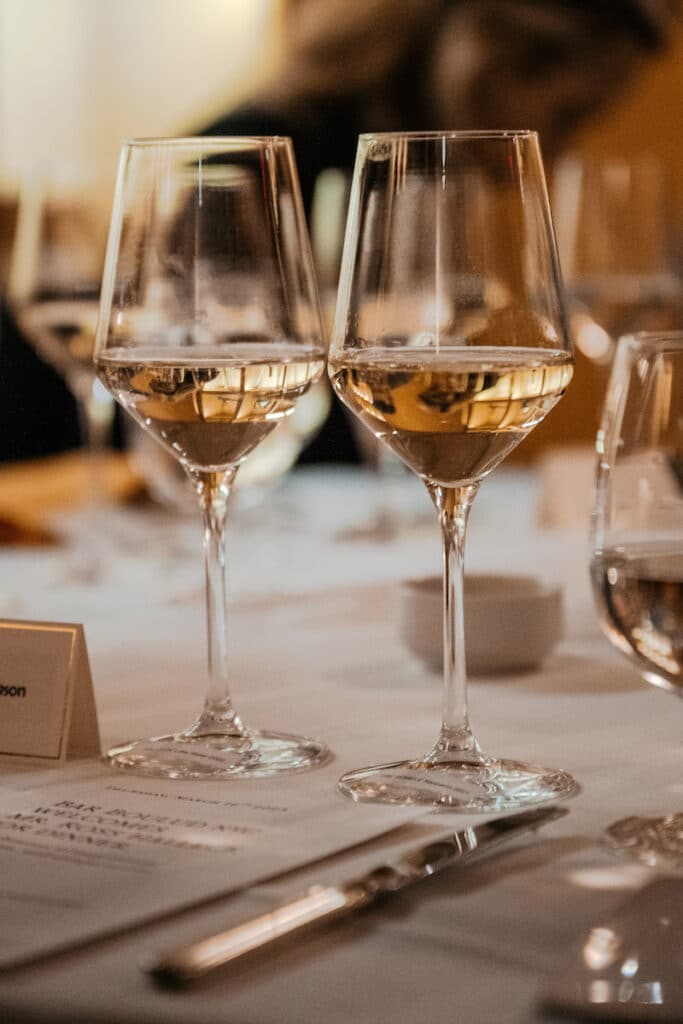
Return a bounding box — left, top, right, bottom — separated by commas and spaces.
399, 574, 563, 676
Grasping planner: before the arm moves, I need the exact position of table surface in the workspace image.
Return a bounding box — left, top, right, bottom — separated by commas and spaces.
0, 463, 678, 1024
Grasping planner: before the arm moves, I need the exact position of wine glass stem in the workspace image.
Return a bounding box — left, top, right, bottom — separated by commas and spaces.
76, 380, 115, 512
66, 378, 115, 581
190, 469, 247, 738
427, 482, 484, 763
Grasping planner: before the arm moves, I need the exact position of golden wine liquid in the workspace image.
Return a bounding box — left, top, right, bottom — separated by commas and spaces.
329, 346, 573, 483
98, 346, 324, 470
591, 547, 683, 694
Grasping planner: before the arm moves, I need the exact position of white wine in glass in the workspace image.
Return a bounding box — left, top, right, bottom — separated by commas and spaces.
329, 130, 577, 810
95, 137, 329, 779
591, 332, 683, 867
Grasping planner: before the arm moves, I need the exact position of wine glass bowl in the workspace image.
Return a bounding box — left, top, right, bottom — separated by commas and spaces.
591, 333, 683, 697
553, 156, 683, 359
7, 177, 115, 579
9, 182, 108, 396
546, 156, 683, 455
591, 332, 683, 866
329, 130, 577, 810
95, 137, 329, 779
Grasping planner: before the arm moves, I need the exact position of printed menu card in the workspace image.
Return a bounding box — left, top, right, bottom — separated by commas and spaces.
0, 764, 419, 969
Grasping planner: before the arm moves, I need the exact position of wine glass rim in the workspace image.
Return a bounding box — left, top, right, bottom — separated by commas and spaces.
122, 135, 293, 149
358, 129, 538, 142
621, 330, 683, 353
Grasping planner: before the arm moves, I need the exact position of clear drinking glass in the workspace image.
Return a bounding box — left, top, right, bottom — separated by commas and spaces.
8, 182, 112, 427
95, 137, 329, 779
591, 332, 683, 865
329, 130, 577, 810
8, 178, 115, 578
549, 156, 683, 447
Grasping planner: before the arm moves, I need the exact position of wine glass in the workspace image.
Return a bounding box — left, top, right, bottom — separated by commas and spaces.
591, 331, 683, 866
95, 137, 329, 779
549, 155, 683, 446
328, 130, 577, 810
8, 175, 115, 577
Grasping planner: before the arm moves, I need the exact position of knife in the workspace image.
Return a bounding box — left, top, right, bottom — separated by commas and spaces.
146, 804, 566, 988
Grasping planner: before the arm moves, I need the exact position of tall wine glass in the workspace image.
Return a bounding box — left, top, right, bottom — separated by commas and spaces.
549, 155, 683, 447
329, 130, 577, 810
8, 176, 115, 578
591, 332, 683, 866
95, 137, 329, 779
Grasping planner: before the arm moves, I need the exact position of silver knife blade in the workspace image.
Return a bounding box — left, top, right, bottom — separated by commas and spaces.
146, 804, 566, 988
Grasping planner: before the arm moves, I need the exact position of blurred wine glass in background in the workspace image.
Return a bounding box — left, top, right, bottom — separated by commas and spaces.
7, 171, 115, 578
591, 331, 683, 866
533, 156, 683, 529
552, 154, 683, 429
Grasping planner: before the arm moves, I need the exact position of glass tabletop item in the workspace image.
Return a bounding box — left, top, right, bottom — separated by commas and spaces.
548, 155, 683, 453
591, 332, 683, 865
8, 175, 115, 581
553, 156, 683, 366
328, 130, 577, 810
95, 137, 329, 779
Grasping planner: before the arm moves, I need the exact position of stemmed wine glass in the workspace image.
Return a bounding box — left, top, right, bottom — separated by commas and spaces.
553, 156, 683, 359
591, 332, 683, 865
549, 156, 683, 447
329, 130, 577, 810
8, 176, 115, 578
95, 137, 329, 779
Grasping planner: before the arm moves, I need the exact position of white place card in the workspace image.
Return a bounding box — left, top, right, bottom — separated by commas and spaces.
0, 619, 100, 764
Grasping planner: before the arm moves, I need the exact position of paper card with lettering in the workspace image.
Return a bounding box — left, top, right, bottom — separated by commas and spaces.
0, 767, 426, 969
0, 620, 100, 764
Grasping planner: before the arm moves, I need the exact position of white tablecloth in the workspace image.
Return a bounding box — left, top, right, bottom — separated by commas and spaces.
0, 465, 678, 1023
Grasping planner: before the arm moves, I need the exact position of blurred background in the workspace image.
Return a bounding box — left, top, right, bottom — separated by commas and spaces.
1, 0, 683, 515
2, 0, 682, 226
0, 0, 279, 198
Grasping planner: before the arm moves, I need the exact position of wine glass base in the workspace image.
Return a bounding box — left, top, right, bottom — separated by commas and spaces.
605, 814, 683, 869
104, 730, 331, 780
338, 757, 577, 811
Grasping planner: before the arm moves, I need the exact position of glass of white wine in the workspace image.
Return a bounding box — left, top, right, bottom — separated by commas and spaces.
329, 130, 577, 810
591, 332, 683, 866
95, 137, 329, 779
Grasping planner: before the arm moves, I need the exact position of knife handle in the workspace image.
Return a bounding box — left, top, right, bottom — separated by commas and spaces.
147, 883, 370, 988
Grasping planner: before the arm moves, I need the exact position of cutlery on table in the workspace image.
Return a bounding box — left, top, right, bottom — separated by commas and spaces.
147, 804, 567, 988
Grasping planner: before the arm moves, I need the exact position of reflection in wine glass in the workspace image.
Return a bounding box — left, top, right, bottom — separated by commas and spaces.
126, 372, 331, 518
329, 130, 577, 810
8, 176, 114, 579
591, 332, 683, 867
95, 137, 329, 779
